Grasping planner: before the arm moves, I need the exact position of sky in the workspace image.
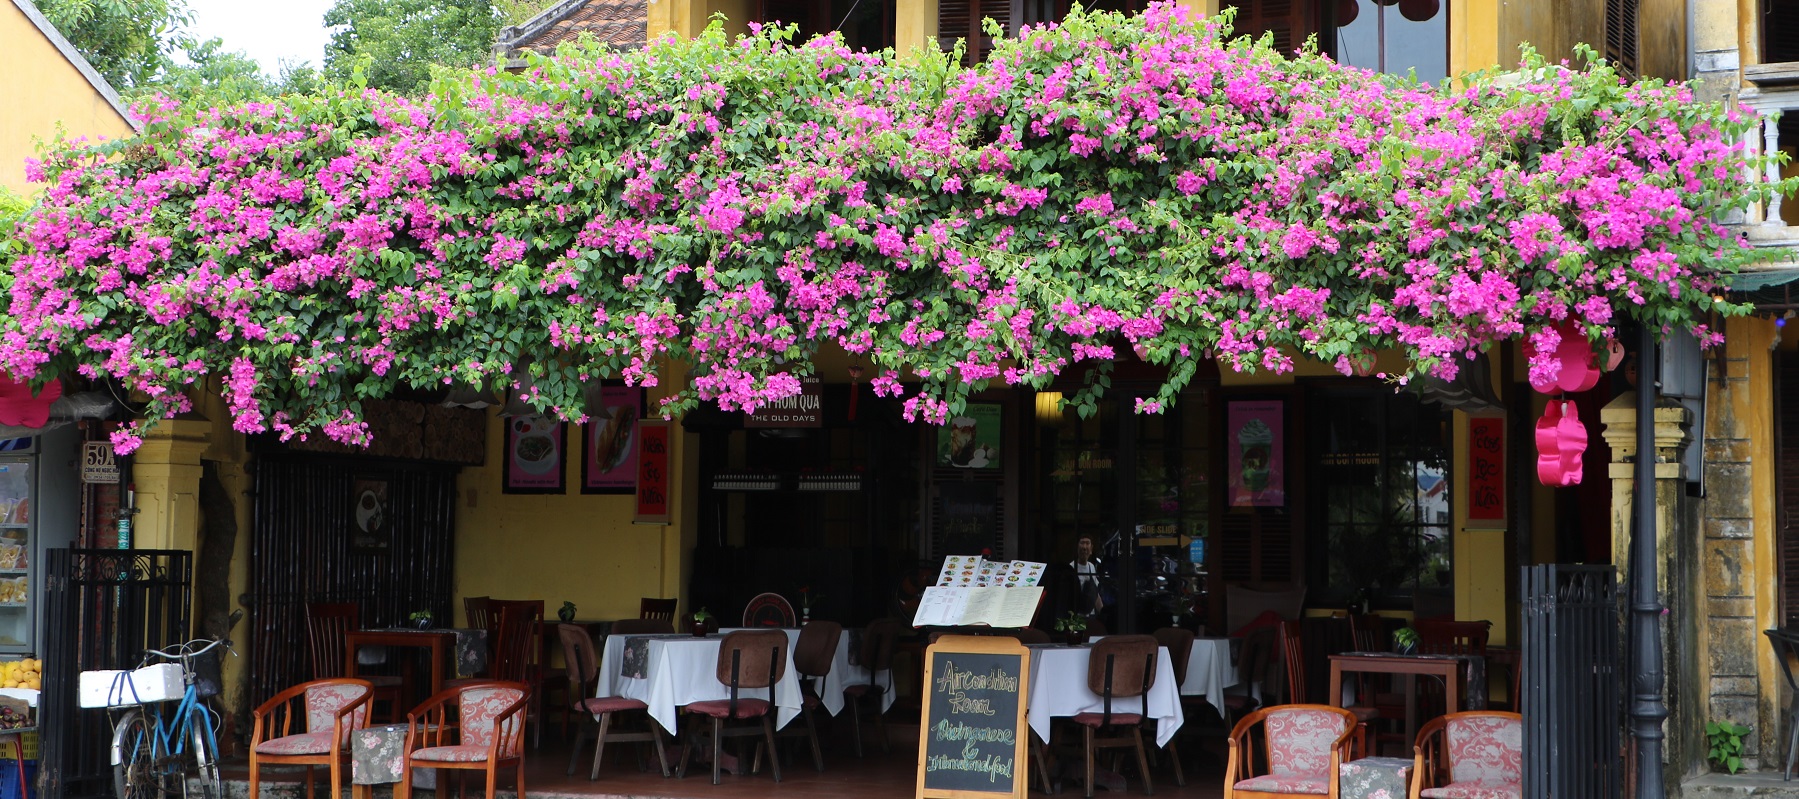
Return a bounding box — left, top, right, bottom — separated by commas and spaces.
182, 0, 338, 77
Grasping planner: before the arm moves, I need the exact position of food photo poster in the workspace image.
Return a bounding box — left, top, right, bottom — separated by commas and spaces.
582, 387, 645, 494
503, 416, 566, 494
1227, 400, 1285, 508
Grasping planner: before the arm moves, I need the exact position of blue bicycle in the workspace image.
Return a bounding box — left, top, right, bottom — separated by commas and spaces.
107, 639, 230, 799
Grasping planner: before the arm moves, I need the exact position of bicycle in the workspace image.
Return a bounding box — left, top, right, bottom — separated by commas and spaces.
105, 639, 232, 799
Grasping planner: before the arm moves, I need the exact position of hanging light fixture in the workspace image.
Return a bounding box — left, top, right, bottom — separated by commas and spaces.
1337, 0, 1359, 25
1396, 0, 1440, 21
1035, 391, 1065, 424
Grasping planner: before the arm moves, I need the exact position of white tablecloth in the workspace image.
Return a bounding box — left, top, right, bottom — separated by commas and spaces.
594, 632, 803, 736
1024, 644, 1184, 748
1179, 638, 1239, 716
718, 628, 894, 717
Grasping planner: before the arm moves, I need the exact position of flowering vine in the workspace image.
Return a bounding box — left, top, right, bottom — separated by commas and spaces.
0, 4, 1787, 452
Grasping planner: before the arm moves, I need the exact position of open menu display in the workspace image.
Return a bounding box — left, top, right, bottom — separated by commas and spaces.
911, 586, 1045, 628
935, 555, 1046, 588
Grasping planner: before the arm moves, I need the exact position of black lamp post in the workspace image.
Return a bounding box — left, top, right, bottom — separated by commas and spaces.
1631, 323, 1668, 799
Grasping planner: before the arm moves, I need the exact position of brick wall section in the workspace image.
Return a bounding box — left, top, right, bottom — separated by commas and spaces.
1702, 346, 1766, 766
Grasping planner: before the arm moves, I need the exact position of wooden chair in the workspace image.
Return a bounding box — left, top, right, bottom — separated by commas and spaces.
302, 602, 402, 722
556, 623, 670, 779
1150, 627, 1195, 787
1217, 627, 1275, 726
612, 618, 674, 635
1074, 635, 1159, 797
676, 629, 787, 785
1414, 620, 1490, 656
1222, 705, 1358, 798
447, 603, 544, 747
639, 597, 678, 622
247, 678, 371, 799
401, 680, 529, 799
1408, 711, 1522, 799
788, 620, 842, 772
464, 596, 494, 635
1278, 620, 1377, 755
1349, 614, 1406, 753
845, 617, 900, 757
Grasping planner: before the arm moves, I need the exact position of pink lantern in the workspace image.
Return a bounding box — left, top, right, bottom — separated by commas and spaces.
1535, 399, 1587, 487
1396, 0, 1439, 22
1337, 0, 1359, 26
1525, 320, 1603, 395
1604, 338, 1625, 372
0, 378, 61, 428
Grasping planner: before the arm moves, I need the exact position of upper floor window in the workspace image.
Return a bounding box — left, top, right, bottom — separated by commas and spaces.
1227, 0, 1448, 85
1767, 0, 1799, 64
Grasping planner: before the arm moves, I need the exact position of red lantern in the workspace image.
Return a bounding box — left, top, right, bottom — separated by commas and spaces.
1396, 0, 1439, 21
1337, 0, 1359, 26
1373, 0, 1398, 6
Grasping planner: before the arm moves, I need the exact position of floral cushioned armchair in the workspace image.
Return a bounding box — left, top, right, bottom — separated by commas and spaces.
1408, 711, 1522, 799
1224, 704, 1359, 798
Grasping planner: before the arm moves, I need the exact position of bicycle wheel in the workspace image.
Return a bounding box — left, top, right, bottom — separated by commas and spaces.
188, 706, 221, 799
111, 710, 157, 799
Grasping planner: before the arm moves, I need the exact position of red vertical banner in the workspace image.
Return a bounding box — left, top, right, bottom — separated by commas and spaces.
634, 420, 672, 524
1468, 417, 1505, 522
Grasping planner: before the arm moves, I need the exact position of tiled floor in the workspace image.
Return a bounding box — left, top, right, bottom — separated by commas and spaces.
225, 720, 1230, 799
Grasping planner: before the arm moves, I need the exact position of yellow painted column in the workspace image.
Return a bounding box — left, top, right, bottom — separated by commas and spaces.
1449, 0, 1501, 77
895, 0, 940, 58
1451, 411, 1508, 644
128, 419, 212, 552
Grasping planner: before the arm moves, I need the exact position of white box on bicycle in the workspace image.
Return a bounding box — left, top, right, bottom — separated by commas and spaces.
78, 664, 184, 708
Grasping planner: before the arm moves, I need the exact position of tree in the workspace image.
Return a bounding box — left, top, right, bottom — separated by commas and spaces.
496, 0, 561, 25
32, 0, 194, 91
322, 0, 501, 95
155, 38, 324, 107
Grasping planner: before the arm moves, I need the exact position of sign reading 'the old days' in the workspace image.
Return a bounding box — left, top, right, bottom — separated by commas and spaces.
745, 374, 822, 428
917, 635, 1030, 799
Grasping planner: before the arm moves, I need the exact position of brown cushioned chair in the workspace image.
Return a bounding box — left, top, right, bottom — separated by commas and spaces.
1076, 635, 1160, 797
677, 629, 787, 785
788, 620, 842, 772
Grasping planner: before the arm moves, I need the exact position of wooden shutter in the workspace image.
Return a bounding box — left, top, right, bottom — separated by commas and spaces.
1604, 0, 1639, 77
1219, 508, 1294, 583
1779, 352, 1799, 626
938, 0, 1016, 63
1226, 0, 1316, 54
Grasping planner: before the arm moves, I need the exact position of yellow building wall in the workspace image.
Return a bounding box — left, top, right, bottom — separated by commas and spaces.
0, 1, 132, 195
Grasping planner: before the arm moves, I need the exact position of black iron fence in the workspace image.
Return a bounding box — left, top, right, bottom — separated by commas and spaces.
1521, 563, 1622, 799
42, 549, 194, 799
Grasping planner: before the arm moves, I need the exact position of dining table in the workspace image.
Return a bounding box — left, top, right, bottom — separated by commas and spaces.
592, 629, 806, 737
1326, 651, 1487, 743
344, 628, 486, 705
1024, 643, 1184, 748
1178, 637, 1238, 715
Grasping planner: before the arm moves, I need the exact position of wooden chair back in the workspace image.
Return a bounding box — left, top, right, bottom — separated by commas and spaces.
715, 629, 786, 717
612, 618, 674, 635
304, 602, 359, 681
793, 621, 842, 679
464, 596, 493, 632
860, 618, 901, 672
1277, 619, 1306, 704
489, 602, 541, 683
1348, 614, 1386, 652
556, 623, 599, 695
639, 597, 678, 622
742, 592, 797, 628
1087, 635, 1157, 728
1152, 627, 1195, 689
1416, 619, 1491, 656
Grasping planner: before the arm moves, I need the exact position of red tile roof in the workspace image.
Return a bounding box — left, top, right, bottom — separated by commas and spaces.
496, 0, 649, 61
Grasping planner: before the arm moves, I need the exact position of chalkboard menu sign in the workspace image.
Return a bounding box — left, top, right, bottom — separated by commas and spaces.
916, 635, 1031, 799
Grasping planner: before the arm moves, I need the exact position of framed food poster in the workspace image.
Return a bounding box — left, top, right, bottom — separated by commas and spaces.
503, 416, 566, 494
1227, 400, 1285, 508
938, 402, 1001, 469
581, 387, 645, 494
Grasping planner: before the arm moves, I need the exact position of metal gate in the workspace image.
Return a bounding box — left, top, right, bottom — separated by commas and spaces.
41, 549, 194, 799
1521, 563, 1621, 799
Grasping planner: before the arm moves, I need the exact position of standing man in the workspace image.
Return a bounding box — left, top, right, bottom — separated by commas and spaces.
1072, 534, 1105, 619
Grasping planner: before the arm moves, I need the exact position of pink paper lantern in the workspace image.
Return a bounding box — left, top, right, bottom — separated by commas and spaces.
0, 378, 61, 429
1535, 399, 1587, 487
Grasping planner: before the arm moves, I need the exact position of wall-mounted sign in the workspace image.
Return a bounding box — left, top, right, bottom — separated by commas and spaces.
1468, 416, 1505, 523
745, 375, 822, 428
916, 635, 1030, 799
634, 420, 672, 524
82, 442, 119, 484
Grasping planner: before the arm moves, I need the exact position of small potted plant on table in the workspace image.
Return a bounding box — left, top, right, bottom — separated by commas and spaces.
408, 609, 434, 630
1392, 626, 1420, 655
558, 601, 577, 623
1055, 612, 1089, 645
690, 607, 713, 637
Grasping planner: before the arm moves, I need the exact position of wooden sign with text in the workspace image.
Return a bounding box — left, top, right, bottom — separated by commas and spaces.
917, 635, 1030, 799
633, 420, 671, 524
1468, 416, 1505, 522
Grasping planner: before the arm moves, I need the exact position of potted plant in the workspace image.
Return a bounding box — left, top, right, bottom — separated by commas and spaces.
558, 601, 577, 623
1392, 626, 1420, 655
408, 609, 434, 630
1054, 612, 1089, 645
690, 607, 713, 637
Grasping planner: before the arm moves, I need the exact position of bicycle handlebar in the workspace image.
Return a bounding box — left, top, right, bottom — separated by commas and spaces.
142, 639, 232, 663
